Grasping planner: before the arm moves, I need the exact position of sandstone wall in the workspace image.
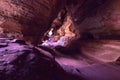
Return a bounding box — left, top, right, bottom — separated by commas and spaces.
0, 0, 66, 44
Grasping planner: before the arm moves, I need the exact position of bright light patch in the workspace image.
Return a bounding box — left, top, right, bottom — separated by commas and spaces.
42, 16, 76, 47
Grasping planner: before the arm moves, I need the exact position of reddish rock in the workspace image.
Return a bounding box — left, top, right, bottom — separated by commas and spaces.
0, 0, 66, 44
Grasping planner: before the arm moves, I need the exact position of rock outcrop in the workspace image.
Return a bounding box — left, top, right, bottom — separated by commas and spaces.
68, 0, 120, 39
1, 0, 120, 45
0, 0, 66, 45
0, 39, 82, 80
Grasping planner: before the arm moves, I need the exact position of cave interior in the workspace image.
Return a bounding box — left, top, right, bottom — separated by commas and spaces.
0, 0, 120, 80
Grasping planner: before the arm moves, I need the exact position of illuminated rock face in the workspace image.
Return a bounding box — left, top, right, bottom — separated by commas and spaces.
0, 0, 66, 44
42, 0, 120, 47
42, 16, 76, 47
0, 0, 120, 45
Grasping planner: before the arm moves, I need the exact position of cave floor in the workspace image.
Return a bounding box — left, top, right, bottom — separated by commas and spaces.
55, 40, 120, 80
0, 39, 120, 80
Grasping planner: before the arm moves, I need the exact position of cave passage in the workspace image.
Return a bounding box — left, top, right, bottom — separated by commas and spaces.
0, 0, 120, 80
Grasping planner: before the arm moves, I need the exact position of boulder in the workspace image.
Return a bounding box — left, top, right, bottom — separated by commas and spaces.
0, 39, 82, 80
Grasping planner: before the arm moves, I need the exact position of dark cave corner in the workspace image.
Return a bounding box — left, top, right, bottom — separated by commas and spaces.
0, 0, 120, 80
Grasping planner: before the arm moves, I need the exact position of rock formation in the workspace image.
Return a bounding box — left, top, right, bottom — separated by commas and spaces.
0, 39, 82, 80
68, 0, 120, 39
0, 0, 66, 45
1, 0, 120, 44
0, 0, 120, 80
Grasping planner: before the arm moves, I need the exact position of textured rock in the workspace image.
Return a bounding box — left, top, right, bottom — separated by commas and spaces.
1, 0, 120, 45
0, 0, 66, 44
0, 39, 82, 80
52, 0, 120, 53
116, 57, 120, 64
67, 0, 120, 39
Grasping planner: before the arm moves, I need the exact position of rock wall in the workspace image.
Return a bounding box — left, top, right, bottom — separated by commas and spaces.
0, 0, 120, 44
68, 0, 120, 39
0, 0, 66, 44
54, 0, 120, 55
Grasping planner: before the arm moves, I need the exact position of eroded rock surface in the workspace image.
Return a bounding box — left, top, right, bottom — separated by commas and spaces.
0, 39, 82, 80
0, 0, 66, 44
68, 0, 120, 39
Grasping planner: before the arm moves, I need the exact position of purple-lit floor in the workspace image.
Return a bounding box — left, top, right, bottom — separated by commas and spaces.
54, 40, 120, 80
56, 56, 120, 80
